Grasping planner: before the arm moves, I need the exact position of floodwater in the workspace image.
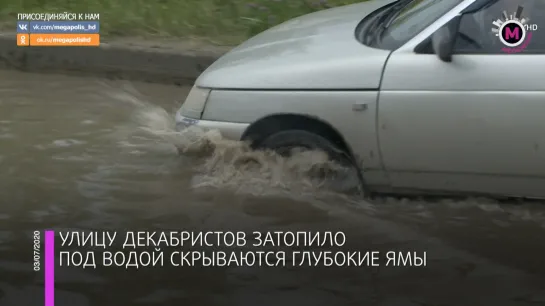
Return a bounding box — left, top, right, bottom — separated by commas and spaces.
0, 70, 544, 306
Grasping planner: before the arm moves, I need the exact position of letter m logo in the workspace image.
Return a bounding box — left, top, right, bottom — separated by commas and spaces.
504, 27, 520, 40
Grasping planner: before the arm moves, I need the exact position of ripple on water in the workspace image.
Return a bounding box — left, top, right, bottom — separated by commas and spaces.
0, 126, 13, 139
33, 139, 87, 150
51, 154, 94, 162
52, 139, 86, 147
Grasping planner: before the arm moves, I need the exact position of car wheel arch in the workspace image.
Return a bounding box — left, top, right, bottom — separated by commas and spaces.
241, 113, 369, 195
240, 113, 355, 158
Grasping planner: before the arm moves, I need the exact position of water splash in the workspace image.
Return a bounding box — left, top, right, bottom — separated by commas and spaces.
99, 82, 545, 227
100, 82, 362, 198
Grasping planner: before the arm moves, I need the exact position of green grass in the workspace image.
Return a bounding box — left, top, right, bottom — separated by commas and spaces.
1, 0, 364, 45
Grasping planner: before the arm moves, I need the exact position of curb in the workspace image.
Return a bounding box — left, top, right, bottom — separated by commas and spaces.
0, 34, 229, 85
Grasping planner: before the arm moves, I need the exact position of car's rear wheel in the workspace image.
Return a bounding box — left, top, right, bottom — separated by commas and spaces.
254, 130, 364, 195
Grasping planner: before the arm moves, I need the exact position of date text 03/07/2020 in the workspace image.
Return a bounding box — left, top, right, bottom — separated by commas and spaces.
33, 230, 40, 272
16, 12, 100, 47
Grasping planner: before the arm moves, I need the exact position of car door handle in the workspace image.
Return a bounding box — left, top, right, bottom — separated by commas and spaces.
352, 103, 368, 111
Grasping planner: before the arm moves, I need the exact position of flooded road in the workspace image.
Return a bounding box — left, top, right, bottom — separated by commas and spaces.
0, 70, 544, 306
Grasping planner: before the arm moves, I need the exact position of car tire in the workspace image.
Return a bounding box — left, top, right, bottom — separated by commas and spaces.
255, 130, 365, 195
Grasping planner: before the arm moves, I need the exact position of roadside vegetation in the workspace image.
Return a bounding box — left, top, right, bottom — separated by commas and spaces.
1, 0, 364, 45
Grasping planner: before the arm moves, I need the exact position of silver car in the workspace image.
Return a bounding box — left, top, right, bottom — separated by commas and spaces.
176, 0, 545, 199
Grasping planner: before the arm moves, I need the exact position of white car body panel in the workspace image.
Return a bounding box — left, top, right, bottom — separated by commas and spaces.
195, 0, 395, 89
378, 0, 545, 197
177, 0, 545, 198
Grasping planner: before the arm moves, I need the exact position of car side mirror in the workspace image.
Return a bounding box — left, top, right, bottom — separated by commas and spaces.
431, 15, 462, 62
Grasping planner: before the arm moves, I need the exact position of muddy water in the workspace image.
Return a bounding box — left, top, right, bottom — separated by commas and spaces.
0, 71, 544, 306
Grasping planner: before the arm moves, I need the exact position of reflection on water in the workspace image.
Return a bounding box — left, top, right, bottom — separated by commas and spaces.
0, 71, 544, 306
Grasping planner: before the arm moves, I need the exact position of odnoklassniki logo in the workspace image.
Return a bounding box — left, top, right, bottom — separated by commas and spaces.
491, 5, 538, 53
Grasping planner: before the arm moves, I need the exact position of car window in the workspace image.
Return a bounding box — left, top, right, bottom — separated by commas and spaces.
372, 0, 464, 50
454, 0, 545, 54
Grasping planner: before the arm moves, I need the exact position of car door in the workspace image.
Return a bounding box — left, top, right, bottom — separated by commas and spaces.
377, 0, 545, 197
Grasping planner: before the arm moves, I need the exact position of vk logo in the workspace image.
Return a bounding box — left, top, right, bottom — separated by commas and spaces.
17, 21, 29, 33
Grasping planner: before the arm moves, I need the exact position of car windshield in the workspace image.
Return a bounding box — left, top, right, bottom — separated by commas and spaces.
365, 0, 465, 50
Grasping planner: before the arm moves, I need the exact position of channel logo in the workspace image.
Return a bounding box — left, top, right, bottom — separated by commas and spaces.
491, 5, 538, 53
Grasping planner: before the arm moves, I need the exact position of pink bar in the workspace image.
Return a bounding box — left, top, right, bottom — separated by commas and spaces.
45, 230, 55, 306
